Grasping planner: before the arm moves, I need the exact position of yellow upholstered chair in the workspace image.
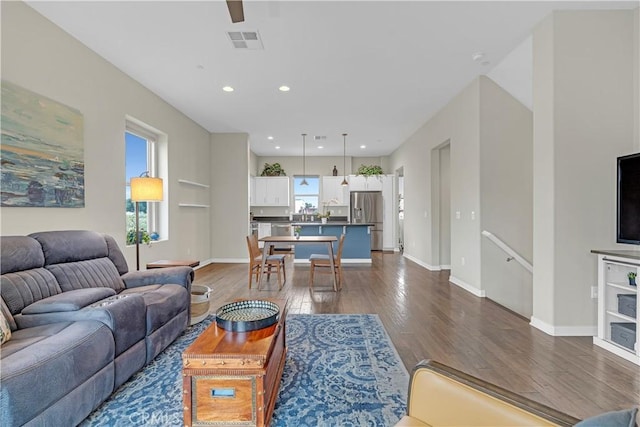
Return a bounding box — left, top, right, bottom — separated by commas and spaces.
395, 360, 580, 427
246, 235, 286, 290
309, 234, 345, 291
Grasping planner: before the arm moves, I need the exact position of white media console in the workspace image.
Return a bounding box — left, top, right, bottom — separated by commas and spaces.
591, 249, 640, 366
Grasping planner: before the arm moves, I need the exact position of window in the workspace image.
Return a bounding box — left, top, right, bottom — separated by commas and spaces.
293, 176, 319, 214
125, 123, 161, 245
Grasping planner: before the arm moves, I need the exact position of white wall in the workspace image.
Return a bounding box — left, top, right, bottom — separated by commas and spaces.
0, 1, 212, 269
532, 10, 636, 335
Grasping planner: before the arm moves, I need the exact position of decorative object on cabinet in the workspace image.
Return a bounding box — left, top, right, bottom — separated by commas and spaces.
341, 133, 349, 186
300, 133, 308, 185
1, 80, 85, 207
357, 164, 384, 177
260, 162, 286, 176
629, 272, 637, 286
333, 165, 338, 176
131, 172, 163, 270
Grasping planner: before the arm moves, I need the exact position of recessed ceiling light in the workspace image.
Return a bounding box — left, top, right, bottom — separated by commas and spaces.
317, 146, 324, 149
275, 146, 280, 149
360, 145, 366, 149
267, 136, 274, 140
472, 52, 484, 62
279, 86, 290, 92
222, 86, 234, 92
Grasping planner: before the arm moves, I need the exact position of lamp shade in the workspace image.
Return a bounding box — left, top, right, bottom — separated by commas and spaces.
131, 177, 163, 202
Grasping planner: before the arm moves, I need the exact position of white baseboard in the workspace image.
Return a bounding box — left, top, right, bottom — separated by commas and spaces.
193, 258, 214, 269
403, 253, 441, 271
440, 264, 451, 270
530, 317, 596, 336
449, 275, 485, 297
211, 258, 248, 263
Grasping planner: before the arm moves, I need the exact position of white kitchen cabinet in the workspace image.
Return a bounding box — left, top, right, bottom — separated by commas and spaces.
321, 176, 348, 205
252, 176, 290, 206
348, 175, 383, 191
592, 250, 639, 366
250, 176, 256, 206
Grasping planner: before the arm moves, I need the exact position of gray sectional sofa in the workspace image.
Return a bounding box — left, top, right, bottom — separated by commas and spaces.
0, 230, 194, 426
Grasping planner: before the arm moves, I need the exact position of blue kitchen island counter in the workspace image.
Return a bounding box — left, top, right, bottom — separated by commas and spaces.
292, 223, 372, 263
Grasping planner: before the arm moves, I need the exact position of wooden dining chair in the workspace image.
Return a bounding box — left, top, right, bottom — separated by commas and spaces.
246, 235, 286, 290
309, 234, 345, 291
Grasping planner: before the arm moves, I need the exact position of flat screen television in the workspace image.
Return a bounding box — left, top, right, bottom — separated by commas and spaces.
617, 152, 640, 245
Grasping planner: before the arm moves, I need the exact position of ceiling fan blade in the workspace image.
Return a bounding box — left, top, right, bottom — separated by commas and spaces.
226, 0, 245, 23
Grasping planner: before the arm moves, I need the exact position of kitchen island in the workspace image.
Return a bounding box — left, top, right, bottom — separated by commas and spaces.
292, 222, 372, 263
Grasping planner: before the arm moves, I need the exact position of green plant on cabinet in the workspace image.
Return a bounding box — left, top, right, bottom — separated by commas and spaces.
356, 164, 384, 177
260, 163, 286, 176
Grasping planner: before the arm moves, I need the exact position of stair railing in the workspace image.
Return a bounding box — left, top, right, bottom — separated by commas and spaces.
481, 230, 533, 274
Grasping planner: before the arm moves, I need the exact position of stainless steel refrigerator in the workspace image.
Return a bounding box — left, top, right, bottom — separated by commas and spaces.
350, 191, 383, 250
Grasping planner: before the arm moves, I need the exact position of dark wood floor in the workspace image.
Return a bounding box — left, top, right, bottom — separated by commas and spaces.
194, 252, 640, 420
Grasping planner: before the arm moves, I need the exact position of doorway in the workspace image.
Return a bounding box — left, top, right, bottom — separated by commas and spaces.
396, 167, 404, 253
430, 141, 451, 270
438, 145, 451, 269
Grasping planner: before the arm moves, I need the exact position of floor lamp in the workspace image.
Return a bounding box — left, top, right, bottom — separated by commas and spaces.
130, 173, 163, 270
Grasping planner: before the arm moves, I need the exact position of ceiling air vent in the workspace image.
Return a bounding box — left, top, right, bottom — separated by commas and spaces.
314, 136, 327, 141
226, 31, 264, 50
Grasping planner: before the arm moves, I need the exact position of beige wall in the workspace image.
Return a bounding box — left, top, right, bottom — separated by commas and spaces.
480, 77, 533, 318
210, 133, 250, 262
390, 78, 482, 290
0, 1, 212, 269
532, 10, 636, 334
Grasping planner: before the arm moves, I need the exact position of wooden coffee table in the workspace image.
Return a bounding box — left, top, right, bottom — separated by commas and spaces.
182, 299, 288, 427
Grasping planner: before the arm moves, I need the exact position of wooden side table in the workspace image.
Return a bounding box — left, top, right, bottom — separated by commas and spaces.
146, 259, 199, 269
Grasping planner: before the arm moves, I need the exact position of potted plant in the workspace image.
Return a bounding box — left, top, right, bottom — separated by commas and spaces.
628, 272, 637, 287
260, 163, 286, 176
317, 211, 331, 224
356, 164, 384, 178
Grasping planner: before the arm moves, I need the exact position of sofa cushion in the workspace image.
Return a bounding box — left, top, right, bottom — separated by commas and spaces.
1, 236, 45, 274
46, 258, 125, 293
1, 268, 62, 316
0, 310, 11, 344
21, 288, 116, 314
30, 230, 109, 265
575, 407, 638, 427
121, 284, 189, 334
0, 321, 73, 358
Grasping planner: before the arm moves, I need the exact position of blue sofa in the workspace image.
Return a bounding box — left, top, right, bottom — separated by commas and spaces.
0, 230, 194, 426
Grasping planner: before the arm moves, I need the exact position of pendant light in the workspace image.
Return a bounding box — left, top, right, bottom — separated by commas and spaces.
301, 133, 308, 186
341, 133, 349, 186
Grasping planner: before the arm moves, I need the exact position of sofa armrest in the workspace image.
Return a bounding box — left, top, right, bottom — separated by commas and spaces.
21, 288, 116, 314
121, 266, 194, 290
401, 360, 580, 427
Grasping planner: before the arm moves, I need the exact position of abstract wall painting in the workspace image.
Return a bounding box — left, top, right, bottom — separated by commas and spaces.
1, 80, 85, 207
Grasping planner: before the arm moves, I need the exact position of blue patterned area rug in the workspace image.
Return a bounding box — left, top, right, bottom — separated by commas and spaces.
81, 314, 408, 427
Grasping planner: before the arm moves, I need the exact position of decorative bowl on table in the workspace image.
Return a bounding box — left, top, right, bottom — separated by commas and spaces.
215, 300, 280, 332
